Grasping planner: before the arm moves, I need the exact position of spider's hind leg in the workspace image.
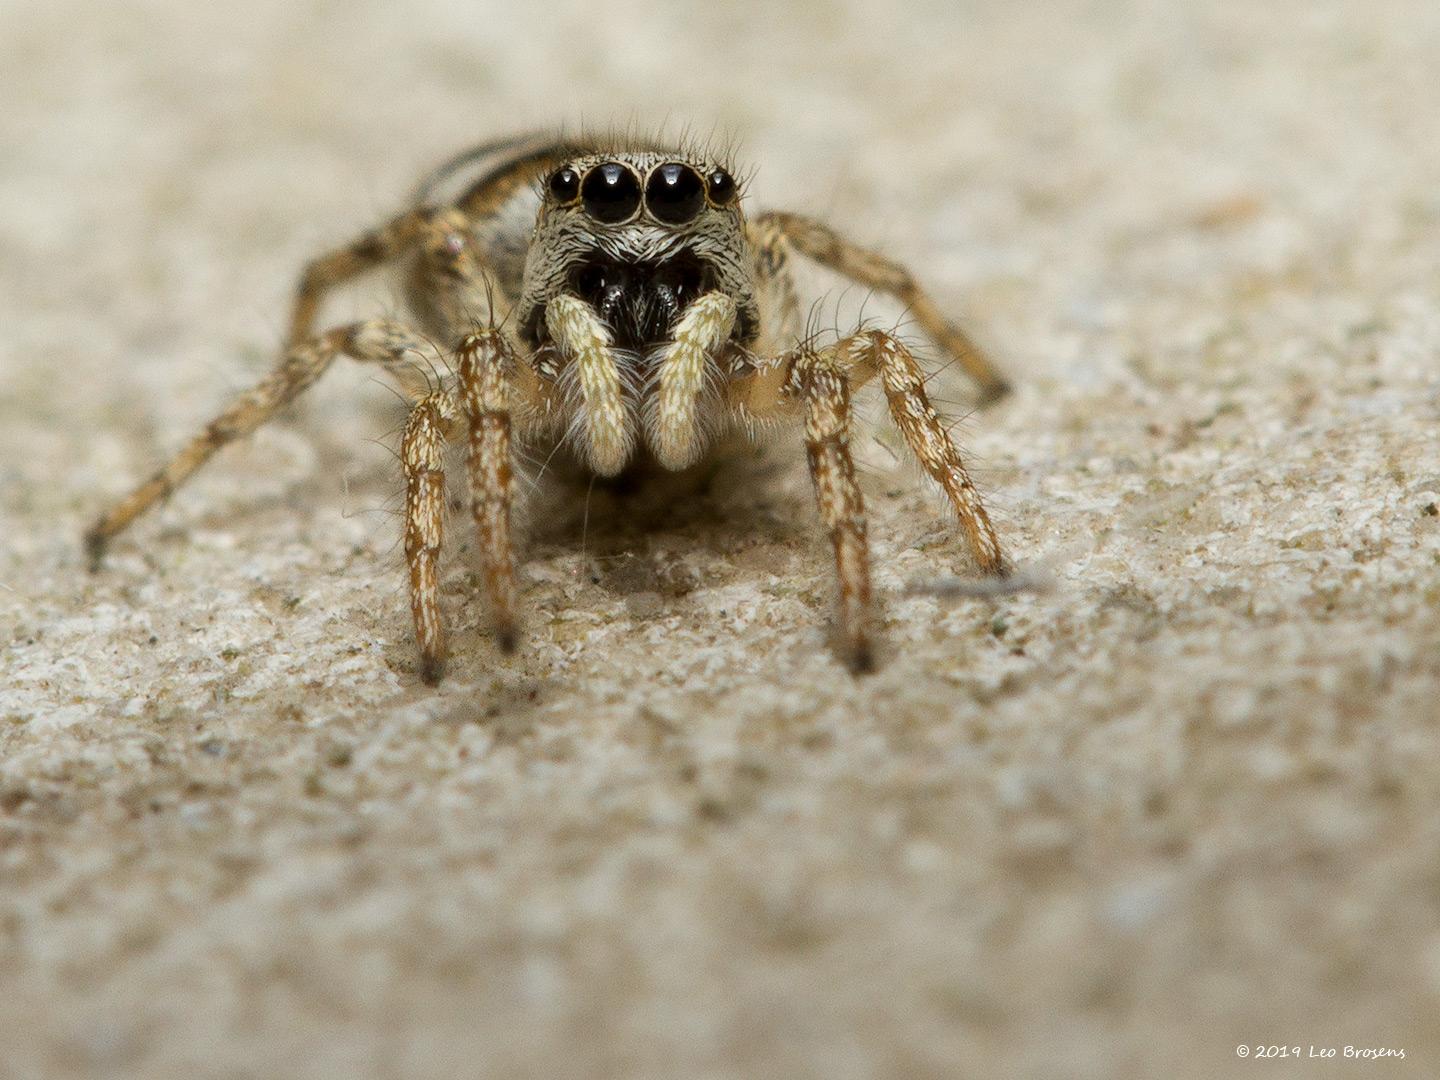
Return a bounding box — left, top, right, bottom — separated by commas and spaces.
753, 211, 1010, 403
286, 207, 439, 346
457, 328, 523, 652
84, 319, 445, 568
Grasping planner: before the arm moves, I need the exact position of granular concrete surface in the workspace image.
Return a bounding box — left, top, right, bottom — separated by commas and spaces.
3, 1, 1439, 1077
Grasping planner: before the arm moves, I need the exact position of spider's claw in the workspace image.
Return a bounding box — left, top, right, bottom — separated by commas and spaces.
981, 552, 1013, 579
495, 624, 518, 654
83, 527, 108, 572
834, 618, 877, 675
419, 654, 446, 685
846, 638, 878, 676
975, 376, 1012, 407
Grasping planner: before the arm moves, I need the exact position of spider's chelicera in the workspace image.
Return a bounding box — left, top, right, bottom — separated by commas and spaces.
87, 132, 1012, 683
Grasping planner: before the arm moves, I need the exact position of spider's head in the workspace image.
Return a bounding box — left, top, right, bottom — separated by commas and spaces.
519, 149, 756, 352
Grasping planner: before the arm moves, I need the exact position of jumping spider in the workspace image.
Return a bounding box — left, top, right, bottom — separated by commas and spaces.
87, 132, 1011, 682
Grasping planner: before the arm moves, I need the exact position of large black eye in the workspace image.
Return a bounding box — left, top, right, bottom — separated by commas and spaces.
706, 168, 737, 206
580, 162, 642, 223
645, 163, 705, 224
548, 166, 580, 203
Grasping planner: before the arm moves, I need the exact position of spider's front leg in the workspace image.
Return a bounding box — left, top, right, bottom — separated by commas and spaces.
736, 327, 1008, 671
400, 329, 527, 684
401, 390, 458, 684
456, 328, 522, 656
734, 345, 876, 670
792, 351, 877, 671
405, 214, 543, 676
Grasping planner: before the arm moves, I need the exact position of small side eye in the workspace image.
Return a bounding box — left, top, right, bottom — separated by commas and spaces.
548, 167, 580, 203
706, 168, 737, 206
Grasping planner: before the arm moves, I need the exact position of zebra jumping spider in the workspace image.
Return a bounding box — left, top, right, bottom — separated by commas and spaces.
86, 132, 1011, 682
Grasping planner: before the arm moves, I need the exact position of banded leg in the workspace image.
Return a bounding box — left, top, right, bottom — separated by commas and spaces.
85, 319, 442, 566
730, 327, 1009, 669
457, 329, 520, 651
755, 211, 1010, 402
649, 291, 737, 468
286, 207, 437, 346
401, 391, 458, 684
793, 352, 875, 672
839, 330, 1007, 576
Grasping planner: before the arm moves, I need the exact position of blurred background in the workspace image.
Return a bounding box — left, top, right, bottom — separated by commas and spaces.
2, 1, 1438, 1077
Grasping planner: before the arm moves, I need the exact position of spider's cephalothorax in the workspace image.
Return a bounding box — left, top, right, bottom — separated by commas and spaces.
86, 132, 1013, 683
506, 149, 764, 475
517, 153, 758, 353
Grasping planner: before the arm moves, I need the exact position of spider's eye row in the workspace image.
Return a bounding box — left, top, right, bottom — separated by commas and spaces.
706, 168, 737, 206
645, 163, 705, 224
567, 161, 737, 222
548, 166, 580, 203
580, 162, 642, 223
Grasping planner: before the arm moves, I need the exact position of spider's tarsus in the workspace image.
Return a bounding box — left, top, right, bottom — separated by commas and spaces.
842, 636, 877, 676
976, 377, 1012, 406
495, 625, 518, 654
419, 656, 447, 685
835, 630, 875, 673
83, 528, 108, 573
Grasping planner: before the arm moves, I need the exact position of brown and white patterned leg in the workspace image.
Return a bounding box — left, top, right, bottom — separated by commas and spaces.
792, 351, 875, 673
286, 208, 437, 346
85, 319, 442, 567
401, 391, 457, 683
457, 328, 520, 651
755, 211, 1010, 403
732, 325, 1008, 669
838, 330, 1007, 576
